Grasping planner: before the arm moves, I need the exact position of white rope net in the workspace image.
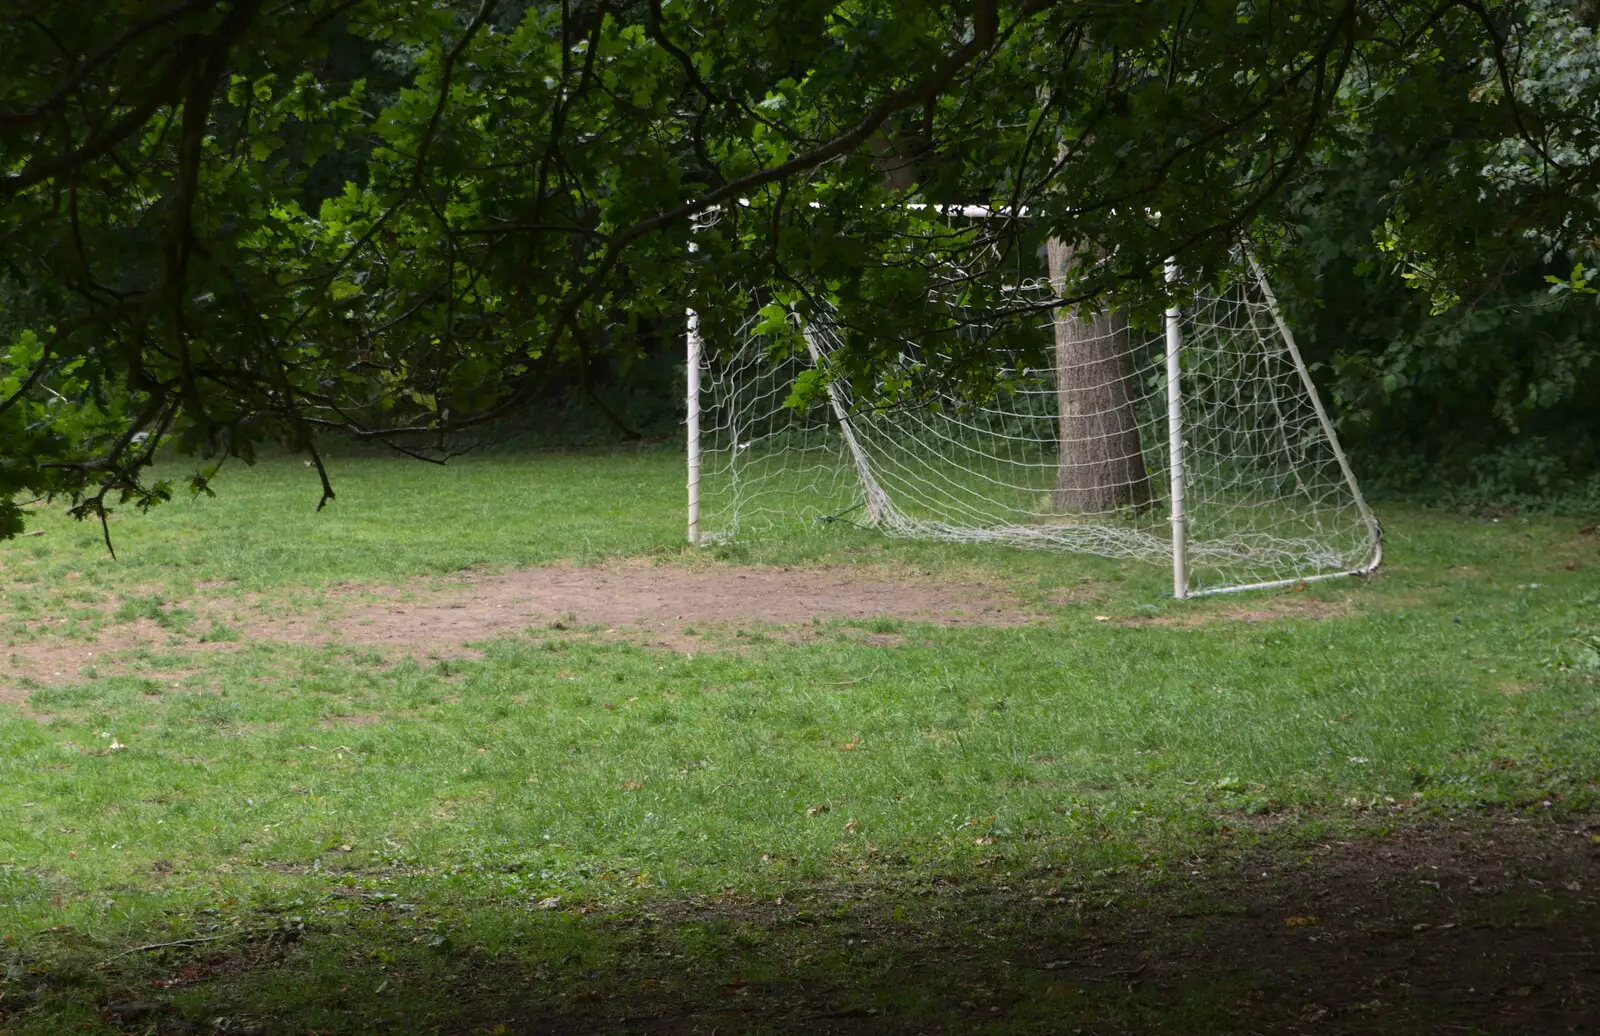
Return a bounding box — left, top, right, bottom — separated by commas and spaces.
695, 272, 1379, 596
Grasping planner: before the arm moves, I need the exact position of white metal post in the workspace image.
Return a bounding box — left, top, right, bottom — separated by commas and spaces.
1244, 252, 1382, 576
1165, 259, 1188, 599
686, 307, 702, 545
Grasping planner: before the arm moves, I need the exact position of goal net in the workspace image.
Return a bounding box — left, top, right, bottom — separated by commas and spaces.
688, 261, 1380, 597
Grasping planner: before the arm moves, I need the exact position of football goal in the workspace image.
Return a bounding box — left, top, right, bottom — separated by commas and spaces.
685, 253, 1381, 598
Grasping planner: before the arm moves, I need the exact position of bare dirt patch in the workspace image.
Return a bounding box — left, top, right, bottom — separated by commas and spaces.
266, 561, 1043, 654
3, 618, 171, 701
319, 713, 381, 729
1, 616, 240, 698
1, 562, 1042, 692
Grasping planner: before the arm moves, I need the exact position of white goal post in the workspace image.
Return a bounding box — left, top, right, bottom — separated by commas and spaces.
684, 234, 1381, 599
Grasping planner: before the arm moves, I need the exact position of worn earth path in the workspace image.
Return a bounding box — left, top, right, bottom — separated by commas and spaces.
3, 560, 1357, 695
84, 811, 1599, 1035
2, 561, 1050, 694
433, 810, 1600, 1035
434, 811, 1600, 1035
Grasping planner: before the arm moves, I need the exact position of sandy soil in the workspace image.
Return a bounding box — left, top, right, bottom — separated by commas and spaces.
1, 562, 1043, 697
309, 561, 1039, 648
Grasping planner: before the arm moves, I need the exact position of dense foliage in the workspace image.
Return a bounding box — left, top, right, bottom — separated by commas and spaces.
1, 0, 1597, 538
1283, 0, 1600, 508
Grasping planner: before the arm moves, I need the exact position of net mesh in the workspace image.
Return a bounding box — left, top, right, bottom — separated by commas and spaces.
695, 272, 1379, 595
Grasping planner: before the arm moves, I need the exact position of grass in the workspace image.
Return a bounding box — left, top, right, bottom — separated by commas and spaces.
2, 451, 1598, 1033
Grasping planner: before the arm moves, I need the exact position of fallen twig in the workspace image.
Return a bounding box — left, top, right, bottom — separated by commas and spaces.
99, 928, 277, 965
102, 934, 231, 961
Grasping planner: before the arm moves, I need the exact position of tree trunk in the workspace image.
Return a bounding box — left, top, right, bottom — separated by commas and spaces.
1048, 238, 1154, 513
869, 130, 919, 194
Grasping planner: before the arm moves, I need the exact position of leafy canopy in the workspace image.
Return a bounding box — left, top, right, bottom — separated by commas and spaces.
1, 0, 1593, 536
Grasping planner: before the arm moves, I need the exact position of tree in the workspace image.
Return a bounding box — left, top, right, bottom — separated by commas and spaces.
1047, 239, 1153, 513
1, 0, 1592, 539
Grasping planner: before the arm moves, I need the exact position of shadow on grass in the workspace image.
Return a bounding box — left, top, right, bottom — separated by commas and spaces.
5, 811, 1597, 1035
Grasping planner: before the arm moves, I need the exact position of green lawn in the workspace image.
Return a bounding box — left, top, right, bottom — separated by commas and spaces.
1, 451, 1597, 1033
